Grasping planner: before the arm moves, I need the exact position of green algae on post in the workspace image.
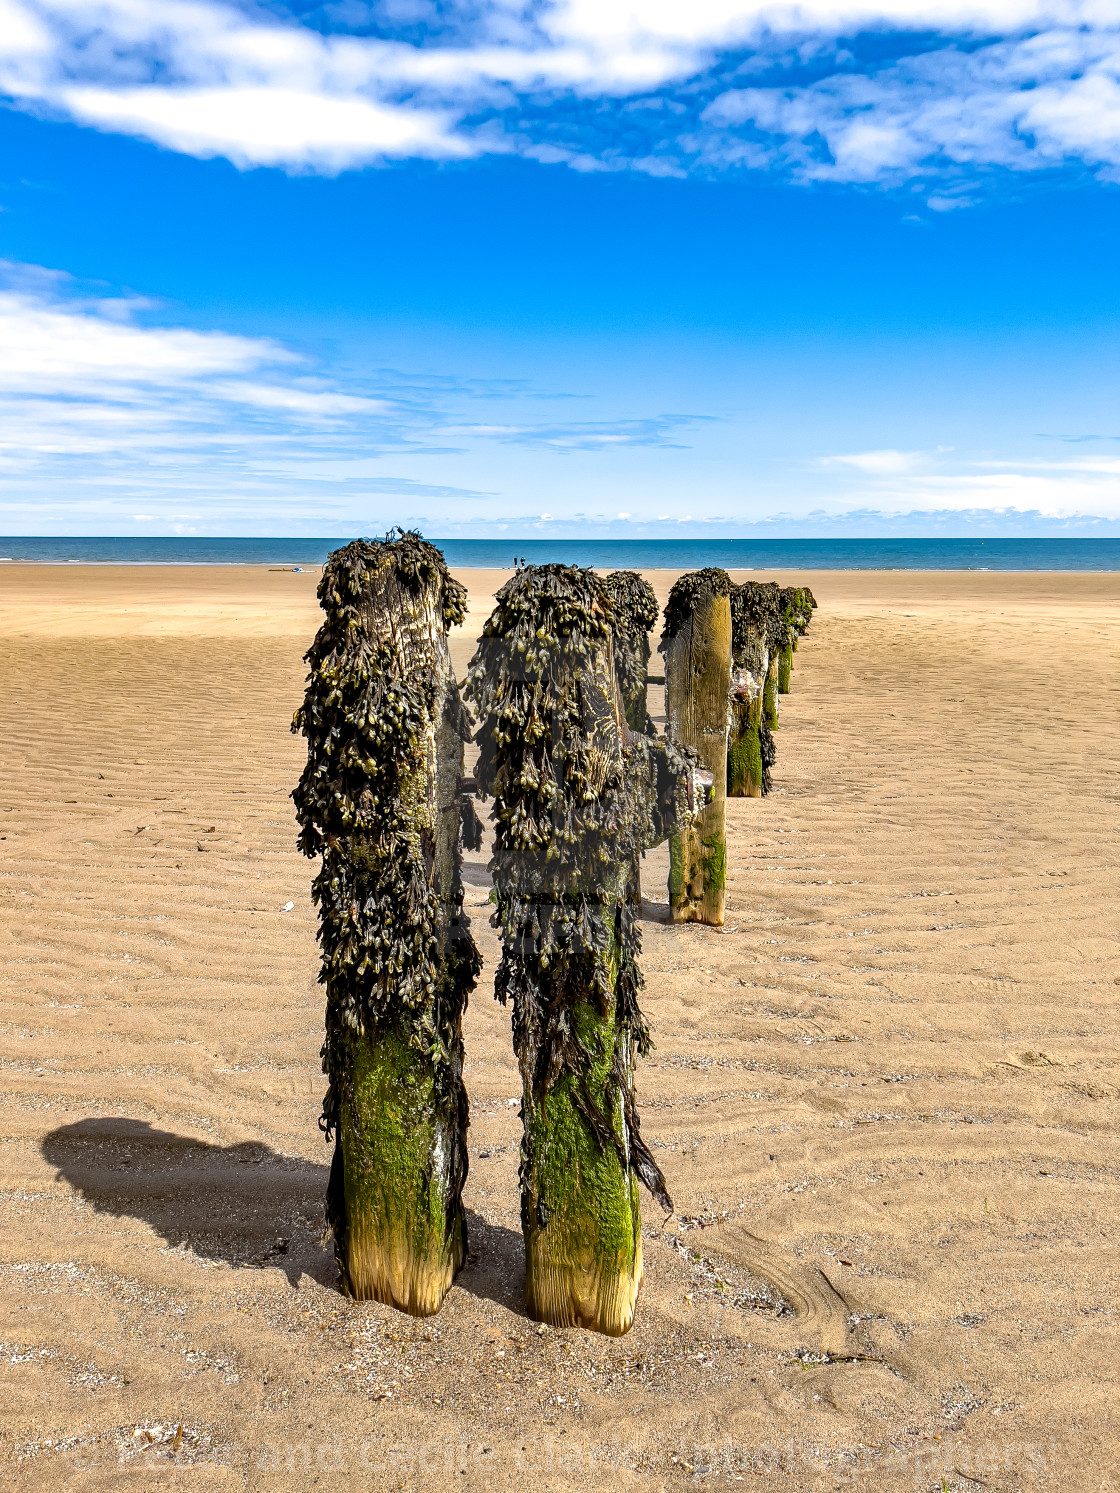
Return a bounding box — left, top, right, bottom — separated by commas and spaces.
292, 532, 480, 1315
660, 569, 732, 925
466, 565, 694, 1336
763, 651, 780, 730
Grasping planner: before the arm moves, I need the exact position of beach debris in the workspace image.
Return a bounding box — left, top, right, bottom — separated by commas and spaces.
660, 569, 732, 925
466, 563, 699, 1336
280, 901, 294, 912
293, 531, 480, 1316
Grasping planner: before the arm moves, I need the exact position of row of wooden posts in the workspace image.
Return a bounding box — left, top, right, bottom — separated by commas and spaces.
293, 535, 816, 1337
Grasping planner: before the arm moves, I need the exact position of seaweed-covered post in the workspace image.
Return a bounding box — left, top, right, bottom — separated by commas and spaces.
466, 566, 691, 1336
775, 585, 817, 692
293, 534, 481, 1314
776, 587, 798, 694
660, 569, 732, 925
789, 586, 817, 652
727, 581, 775, 799
603, 570, 660, 905
603, 570, 659, 735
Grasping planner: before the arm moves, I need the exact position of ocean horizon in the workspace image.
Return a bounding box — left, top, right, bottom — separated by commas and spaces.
1, 536, 1120, 571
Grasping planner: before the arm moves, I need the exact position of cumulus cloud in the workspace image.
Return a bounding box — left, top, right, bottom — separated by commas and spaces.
0, 0, 1117, 185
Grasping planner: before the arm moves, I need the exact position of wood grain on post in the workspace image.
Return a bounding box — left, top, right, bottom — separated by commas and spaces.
660, 569, 732, 926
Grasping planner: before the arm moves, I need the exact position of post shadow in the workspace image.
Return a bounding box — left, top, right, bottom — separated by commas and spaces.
41, 1118, 335, 1288
638, 898, 673, 924
41, 1117, 524, 1310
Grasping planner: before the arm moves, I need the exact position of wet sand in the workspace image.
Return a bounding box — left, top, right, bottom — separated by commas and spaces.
0, 564, 1118, 1491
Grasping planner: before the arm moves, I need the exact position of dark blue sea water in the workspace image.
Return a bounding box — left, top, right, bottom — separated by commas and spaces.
1, 537, 1119, 570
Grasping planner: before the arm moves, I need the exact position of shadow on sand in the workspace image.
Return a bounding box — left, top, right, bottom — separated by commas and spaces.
41, 1117, 525, 1313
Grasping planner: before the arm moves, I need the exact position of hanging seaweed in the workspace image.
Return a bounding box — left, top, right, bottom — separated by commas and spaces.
659, 569, 733, 924
466, 564, 698, 1336
602, 570, 659, 734
292, 531, 481, 1315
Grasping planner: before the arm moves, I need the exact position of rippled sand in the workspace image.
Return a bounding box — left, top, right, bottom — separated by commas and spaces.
1, 563, 1117, 1491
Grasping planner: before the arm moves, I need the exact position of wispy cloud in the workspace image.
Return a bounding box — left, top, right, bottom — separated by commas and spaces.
0, 257, 707, 528
445, 416, 706, 450
0, 259, 398, 468
0, 258, 450, 531
821, 449, 930, 474
0, 0, 1117, 189
817, 445, 1120, 515
4, 257, 1118, 538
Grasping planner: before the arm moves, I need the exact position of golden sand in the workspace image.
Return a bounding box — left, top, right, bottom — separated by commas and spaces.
1, 564, 1117, 1489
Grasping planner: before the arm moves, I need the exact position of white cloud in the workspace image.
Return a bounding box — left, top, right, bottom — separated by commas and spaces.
0, 281, 285, 399
0, 256, 723, 529
2, 255, 1117, 536
822, 449, 929, 473
208, 382, 390, 417
698, 26, 1120, 182
446, 415, 702, 449
60, 85, 471, 169
0, 0, 1117, 181
818, 448, 1120, 515
0, 259, 406, 483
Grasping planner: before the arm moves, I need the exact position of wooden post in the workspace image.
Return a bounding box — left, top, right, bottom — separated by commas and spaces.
728, 581, 815, 795
660, 569, 732, 925
603, 570, 659, 735
293, 534, 481, 1314
763, 650, 781, 730
788, 586, 817, 652
604, 570, 660, 903
777, 589, 795, 694
467, 565, 693, 1336
777, 585, 810, 692
727, 582, 777, 800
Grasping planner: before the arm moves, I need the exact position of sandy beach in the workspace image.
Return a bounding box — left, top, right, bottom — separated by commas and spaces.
1, 563, 1118, 1491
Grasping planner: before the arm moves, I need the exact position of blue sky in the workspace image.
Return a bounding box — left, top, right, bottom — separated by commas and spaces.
1, 0, 1118, 536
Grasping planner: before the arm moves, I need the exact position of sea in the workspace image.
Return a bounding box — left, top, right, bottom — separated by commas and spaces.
1, 537, 1119, 570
